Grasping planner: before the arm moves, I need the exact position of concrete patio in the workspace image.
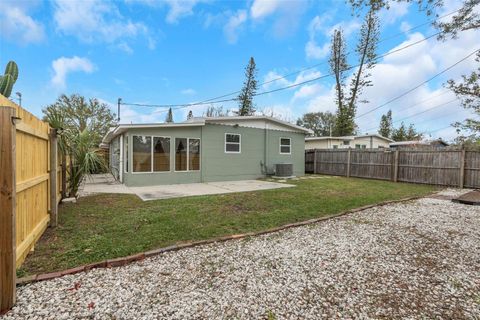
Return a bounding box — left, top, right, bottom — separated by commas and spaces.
79, 174, 295, 201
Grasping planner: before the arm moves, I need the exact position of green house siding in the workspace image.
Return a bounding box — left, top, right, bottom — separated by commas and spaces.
123, 127, 202, 186
119, 123, 306, 186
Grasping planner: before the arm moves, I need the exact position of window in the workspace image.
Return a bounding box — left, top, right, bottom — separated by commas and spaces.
332, 145, 338, 149
132, 136, 151, 172
355, 144, 361, 149
225, 133, 241, 153
189, 138, 200, 171
175, 138, 188, 171
280, 138, 291, 154
153, 137, 170, 172
343, 140, 350, 146
124, 135, 128, 173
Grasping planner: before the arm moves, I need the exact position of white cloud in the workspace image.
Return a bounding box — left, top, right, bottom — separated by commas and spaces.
300, 28, 480, 141
181, 88, 196, 95
305, 13, 360, 60
250, 0, 307, 38
51, 56, 95, 89
292, 83, 323, 101
378, 2, 410, 25
164, 0, 208, 23
250, 0, 281, 20
224, 10, 247, 44
53, 0, 150, 52
0, 5, 44, 44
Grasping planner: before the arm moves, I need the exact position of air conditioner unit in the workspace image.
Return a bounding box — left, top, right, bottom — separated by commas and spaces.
275, 163, 293, 177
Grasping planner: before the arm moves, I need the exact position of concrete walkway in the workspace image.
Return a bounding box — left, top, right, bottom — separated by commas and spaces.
79, 174, 294, 201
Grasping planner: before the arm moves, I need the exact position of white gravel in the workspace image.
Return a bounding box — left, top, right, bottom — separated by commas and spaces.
3, 190, 480, 319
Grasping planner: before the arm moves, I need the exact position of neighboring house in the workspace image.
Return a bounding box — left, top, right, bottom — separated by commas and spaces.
305, 134, 393, 150
101, 116, 312, 186
389, 139, 449, 150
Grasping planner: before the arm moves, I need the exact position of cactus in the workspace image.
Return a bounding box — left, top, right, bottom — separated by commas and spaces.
0, 61, 19, 98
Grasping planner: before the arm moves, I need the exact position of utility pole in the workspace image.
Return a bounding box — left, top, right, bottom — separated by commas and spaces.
117, 98, 122, 123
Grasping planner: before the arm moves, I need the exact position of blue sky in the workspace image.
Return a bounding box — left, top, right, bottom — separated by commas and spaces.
1, 0, 478, 140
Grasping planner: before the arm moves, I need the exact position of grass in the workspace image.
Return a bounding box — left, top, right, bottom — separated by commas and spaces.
18, 176, 436, 276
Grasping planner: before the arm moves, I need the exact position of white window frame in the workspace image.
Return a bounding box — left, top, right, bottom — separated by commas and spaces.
152, 136, 171, 173
124, 134, 129, 173
174, 137, 201, 172
225, 133, 241, 154
279, 137, 291, 155
131, 135, 173, 174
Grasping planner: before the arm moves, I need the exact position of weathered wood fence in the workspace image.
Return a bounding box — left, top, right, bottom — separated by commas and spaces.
305, 149, 480, 188
1, 96, 66, 312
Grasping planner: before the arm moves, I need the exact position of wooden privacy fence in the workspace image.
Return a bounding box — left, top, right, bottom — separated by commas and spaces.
0, 96, 64, 312
305, 149, 480, 188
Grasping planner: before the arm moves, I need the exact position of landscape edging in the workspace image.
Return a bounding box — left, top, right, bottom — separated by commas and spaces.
16, 194, 429, 286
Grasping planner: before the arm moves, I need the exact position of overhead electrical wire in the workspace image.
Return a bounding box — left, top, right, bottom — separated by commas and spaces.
120, 7, 462, 110
363, 97, 459, 132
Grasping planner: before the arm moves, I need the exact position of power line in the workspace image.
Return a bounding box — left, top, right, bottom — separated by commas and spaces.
121, 29, 449, 110
363, 97, 459, 132
355, 48, 479, 119
120, 8, 463, 111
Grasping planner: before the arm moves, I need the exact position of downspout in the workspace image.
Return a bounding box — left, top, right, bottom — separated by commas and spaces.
264, 123, 268, 176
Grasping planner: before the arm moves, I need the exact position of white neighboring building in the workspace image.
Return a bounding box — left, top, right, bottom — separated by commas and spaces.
305, 134, 394, 150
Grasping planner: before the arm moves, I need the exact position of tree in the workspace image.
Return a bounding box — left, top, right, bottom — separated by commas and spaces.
406, 123, 423, 140
378, 110, 393, 138
204, 105, 228, 117
165, 107, 173, 123
330, 9, 380, 136
391, 122, 407, 141
236, 57, 258, 116
43, 94, 114, 198
448, 51, 480, 142
391, 122, 423, 141
42, 94, 116, 147
187, 110, 194, 120
296, 112, 337, 136
348, 0, 479, 40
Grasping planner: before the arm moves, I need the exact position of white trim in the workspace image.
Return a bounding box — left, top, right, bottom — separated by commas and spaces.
174, 137, 201, 172
225, 133, 241, 154
131, 135, 153, 174
279, 137, 291, 155
152, 136, 171, 173
119, 135, 124, 182
124, 134, 129, 174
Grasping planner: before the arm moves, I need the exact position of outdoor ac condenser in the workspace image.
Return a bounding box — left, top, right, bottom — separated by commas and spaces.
275, 163, 293, 177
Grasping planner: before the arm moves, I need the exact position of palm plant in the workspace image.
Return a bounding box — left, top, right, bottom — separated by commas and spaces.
68, 129, 107, 197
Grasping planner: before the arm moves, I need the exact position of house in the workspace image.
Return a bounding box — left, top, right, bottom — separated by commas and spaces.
389, 139, 449, 150
305, 134, 393, 150
101, 116, 313, 186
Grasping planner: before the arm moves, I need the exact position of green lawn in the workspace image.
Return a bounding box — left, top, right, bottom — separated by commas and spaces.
18, 176, 436, 276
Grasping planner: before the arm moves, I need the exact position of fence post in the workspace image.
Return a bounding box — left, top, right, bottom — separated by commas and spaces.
459, 149, 466, 188
393, 150, 399, 182
0, 107, 16, 313
346, 149, 351, 177
313, 149, 317, 174
49, 128, 58, 227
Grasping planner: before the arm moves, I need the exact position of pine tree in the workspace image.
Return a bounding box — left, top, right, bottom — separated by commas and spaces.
378, 110, 393, 138
406, 123, 422, 140
165, 107, 173, 123
187, 110, 193, 120
236, 57, 258, 116
392, 122, 407, 141
330, 9, 379, 136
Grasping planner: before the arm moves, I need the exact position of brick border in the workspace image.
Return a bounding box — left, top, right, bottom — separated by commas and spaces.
16, 194, 431, 286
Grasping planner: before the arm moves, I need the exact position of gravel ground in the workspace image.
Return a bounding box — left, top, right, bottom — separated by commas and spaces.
3, 189, 480, 319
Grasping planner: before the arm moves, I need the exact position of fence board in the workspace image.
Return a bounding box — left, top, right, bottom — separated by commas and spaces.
0, 96, 55, 269
306, 148, 480, 188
